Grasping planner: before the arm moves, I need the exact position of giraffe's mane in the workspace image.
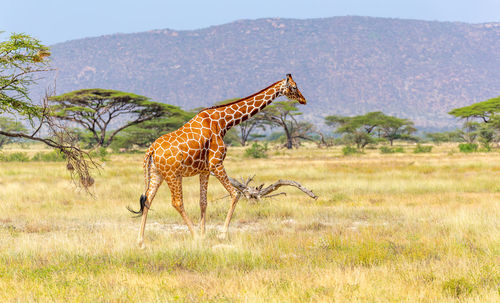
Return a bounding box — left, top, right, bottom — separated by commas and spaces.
199, 79, 283, 112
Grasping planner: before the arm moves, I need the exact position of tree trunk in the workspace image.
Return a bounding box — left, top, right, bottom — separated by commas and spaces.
283, 126, 293, 149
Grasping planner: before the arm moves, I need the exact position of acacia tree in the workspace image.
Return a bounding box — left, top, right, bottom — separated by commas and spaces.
50, 89, 180, 147
457, 121, 480, 143
0, 32, 96, 189
261, 100, 302, 149
325, 111, 416, 148
377, 116, 417, 145
449, 96, 500, 123
289, 121, 318, 147
449, 96, 500, 148
325, 113, 379, 148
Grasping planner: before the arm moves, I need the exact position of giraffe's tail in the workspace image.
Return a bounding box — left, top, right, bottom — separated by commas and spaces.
127, 148, 154, 217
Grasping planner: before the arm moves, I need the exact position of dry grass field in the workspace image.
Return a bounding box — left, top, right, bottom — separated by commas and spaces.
0, 144, 499, 302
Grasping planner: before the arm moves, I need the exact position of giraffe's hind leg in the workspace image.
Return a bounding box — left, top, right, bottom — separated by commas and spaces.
199, 172, 209, 237
166, 175, 198, 238
137, 171, 163, 249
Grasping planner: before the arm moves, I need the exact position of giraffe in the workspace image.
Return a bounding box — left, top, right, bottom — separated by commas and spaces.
128, 74, 307, 248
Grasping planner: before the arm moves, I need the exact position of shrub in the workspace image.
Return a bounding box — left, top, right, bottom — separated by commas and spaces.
479, 142, 491, 152
32, 150, 66, 162
413, 144, 432, 153
0, 152, 30, 162
244, 142, 268, 158
342, 146, 362, 156
90, 147, 109, 161
380, 146, 404, 154
458, 143, 478, 153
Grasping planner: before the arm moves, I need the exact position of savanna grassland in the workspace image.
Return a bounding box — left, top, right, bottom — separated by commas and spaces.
0, 144, 499, 302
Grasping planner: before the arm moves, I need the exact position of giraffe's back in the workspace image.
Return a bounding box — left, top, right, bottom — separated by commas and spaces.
150, 114, 215, 178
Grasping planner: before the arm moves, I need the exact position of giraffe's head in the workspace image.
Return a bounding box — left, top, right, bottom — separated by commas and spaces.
281, 74, 307, 105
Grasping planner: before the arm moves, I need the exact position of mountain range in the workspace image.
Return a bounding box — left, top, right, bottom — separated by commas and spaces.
42, 16, 500, 130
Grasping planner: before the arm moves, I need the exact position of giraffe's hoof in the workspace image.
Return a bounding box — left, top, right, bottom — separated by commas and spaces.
137, 239, 146, 249
217, 232, 228, 240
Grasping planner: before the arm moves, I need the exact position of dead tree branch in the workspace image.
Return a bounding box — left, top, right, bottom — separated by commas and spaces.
227, 175, 318, 201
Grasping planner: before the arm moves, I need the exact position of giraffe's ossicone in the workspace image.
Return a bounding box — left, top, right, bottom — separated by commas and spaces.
128, 74, 307, 247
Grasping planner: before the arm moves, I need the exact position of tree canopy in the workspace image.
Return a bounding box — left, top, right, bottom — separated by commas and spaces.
49, 88, 184, 147
110, 111, 195, 150
448, 96, 500, 122
377, 115, 417, 145
449, 96, 500, 148
1, 32, 50, 118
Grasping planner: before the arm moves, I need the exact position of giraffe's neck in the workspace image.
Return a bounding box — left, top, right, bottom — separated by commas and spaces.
212, 80, 285, 134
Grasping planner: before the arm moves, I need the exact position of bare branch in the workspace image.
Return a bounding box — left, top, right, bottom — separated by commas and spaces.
227, 175, 318, 201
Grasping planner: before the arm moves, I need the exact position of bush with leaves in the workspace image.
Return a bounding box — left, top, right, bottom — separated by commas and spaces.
342, 145, 363, 156
380, 146, 404, 154
458, 143, 478, 153
413, 144, 433, 153
89, 147, 109, 161
244, 142, 268, 158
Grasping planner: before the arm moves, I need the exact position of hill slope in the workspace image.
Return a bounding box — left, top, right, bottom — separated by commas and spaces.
46, 16, 500, 129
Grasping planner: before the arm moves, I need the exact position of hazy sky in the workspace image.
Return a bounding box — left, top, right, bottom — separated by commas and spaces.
2, 0, 500, 45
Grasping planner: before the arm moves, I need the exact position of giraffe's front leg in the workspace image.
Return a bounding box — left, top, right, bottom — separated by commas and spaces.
199, 172, 209, 237
211, 164, 240, 239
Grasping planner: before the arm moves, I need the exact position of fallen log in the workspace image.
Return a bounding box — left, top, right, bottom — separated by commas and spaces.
226, 175, 318, 201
